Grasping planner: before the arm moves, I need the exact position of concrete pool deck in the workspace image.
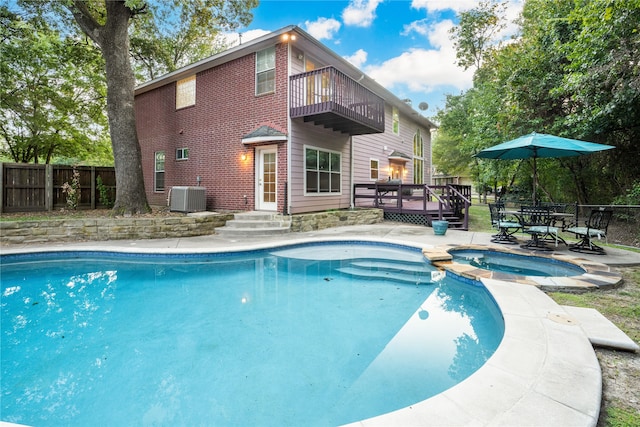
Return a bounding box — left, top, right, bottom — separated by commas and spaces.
2, 223, 639, 427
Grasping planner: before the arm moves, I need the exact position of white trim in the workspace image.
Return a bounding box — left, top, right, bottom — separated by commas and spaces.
369, 158, 380, 181
303, 144, 343, 196
255, 145, 278, 211
242, 136, 288, 145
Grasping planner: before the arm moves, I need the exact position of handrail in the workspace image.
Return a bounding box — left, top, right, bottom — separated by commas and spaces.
352, 183, 472, 229
447, 184, 472, 230
424, 185, 446, 219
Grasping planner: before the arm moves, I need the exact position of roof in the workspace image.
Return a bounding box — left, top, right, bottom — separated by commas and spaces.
135, 25, 436, 130
242, 125, 288, 145
388, 150, 412, 161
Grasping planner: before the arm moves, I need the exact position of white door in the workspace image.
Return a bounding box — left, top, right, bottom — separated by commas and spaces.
256, 146, 277, 211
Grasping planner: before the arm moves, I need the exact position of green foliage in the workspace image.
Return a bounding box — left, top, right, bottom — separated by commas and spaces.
605, 407, 640, 427
130, 0, 258, 81
0, 6, 110, 164
438, 0, 639, 204
449, 0, 507, 70
613, 181, 640, 205
96, 175, 114, 208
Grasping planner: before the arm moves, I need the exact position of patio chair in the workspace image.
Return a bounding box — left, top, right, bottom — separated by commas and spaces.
567, 208, 613, 254
489, 203, 521, 244
517, 205, 559, 251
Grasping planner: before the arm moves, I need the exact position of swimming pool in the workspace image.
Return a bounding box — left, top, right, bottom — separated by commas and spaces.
1, 242, 504, 426
450, 248, 586, 277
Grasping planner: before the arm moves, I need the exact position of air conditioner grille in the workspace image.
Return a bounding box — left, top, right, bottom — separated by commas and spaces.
170, 186, 206, 212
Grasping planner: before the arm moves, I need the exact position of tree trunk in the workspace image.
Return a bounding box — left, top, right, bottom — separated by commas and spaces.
70, 0, 149, 215
101, 2, 149, 214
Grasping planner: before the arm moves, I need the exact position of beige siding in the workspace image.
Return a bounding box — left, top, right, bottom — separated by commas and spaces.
352, 104, 431, 184
289, 120, 352, 214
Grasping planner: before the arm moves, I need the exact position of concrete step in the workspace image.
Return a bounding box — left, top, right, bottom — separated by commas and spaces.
224, 219, 290, 229
215, 211, 291, 237
216, 226, 291, 237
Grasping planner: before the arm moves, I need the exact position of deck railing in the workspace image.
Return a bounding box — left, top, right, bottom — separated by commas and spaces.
353, 182, 472, 229
290, 66, 385, 134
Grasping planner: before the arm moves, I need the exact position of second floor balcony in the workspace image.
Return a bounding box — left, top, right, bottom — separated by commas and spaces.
290, 66, 385, 135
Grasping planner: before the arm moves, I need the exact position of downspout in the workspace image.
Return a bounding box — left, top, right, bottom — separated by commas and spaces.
350, 135, 354, 209
286, 38, 292, 216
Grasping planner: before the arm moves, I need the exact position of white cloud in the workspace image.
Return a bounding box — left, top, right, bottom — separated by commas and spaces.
344, 49, 368, 68
365, 19, 473, 95
411, 0, 523, 21
410, 0, 478, 13
342, 0, 383, 27
304, 17, 341, 40
402, 19, 430, 37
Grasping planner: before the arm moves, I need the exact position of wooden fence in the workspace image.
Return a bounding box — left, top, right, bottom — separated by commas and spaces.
0, 163, 116, 213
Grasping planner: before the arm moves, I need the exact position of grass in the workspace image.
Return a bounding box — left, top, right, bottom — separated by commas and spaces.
471, 202, 639, 426
606, 407, 640, 427
548, 268, 640, 427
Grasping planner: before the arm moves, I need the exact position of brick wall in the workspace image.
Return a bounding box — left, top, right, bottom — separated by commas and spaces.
135, 43, 290, 212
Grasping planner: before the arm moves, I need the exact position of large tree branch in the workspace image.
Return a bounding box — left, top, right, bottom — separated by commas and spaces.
68, 1, 104, 47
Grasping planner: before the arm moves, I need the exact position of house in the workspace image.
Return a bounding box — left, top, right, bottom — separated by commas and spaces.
134, 25, 437, 215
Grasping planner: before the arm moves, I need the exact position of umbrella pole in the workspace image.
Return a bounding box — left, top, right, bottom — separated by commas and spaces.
532, 156, 537, 204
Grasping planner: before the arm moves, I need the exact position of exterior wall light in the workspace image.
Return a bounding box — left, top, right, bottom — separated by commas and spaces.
282, 33, 297, 42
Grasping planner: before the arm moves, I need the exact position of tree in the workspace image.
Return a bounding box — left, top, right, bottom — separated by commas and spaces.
0, 6, 110, 164
449, 0, 507, 70
439, 0, 639, 204
22, 0, 257, 215
130, 3, 233, 81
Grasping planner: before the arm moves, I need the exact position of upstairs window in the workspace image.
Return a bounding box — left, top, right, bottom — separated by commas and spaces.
176, 148, 189, 160
413, 129, 424, 184
392, 107, 399, 134
176, 75, 196, 109
256, 46, 276, 95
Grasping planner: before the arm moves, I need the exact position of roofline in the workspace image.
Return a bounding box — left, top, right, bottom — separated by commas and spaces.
135, 25, 436, 130
135, 25, 297, 95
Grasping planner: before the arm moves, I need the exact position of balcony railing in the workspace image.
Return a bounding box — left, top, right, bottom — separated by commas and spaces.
290, 66, 385, 135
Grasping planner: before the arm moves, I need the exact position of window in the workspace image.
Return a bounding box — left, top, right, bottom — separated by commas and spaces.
413, 129, 424, 184
154, 151, 165, 192
176, 75, 196, 109
256, 46, 276, 95
370, 159, 379, 180
305, 146, 341, 194
392, 106, 399, 134
176, 148, 189, 160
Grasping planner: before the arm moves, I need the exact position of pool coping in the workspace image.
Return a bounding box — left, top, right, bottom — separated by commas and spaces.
0, 234, 617, 427
425, 244, 623, 292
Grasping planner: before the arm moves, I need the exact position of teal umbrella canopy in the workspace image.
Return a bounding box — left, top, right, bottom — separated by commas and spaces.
474, 132, 614, 201
474, 132, 614, 160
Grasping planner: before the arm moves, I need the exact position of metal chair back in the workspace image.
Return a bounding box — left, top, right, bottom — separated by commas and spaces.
586, 208, 613, 233
519, 205, 552, 228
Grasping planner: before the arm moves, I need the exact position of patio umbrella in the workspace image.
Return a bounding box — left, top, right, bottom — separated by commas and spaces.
474, 132, 614, 202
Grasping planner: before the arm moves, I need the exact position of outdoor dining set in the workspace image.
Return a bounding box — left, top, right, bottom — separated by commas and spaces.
489, 202, 614, 254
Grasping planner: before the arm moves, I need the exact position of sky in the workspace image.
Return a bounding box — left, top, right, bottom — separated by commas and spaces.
230, 0, 524, 117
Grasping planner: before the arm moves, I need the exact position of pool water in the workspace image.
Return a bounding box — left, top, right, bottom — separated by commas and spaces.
1, 243, 504, 426
450, 249, 586, 277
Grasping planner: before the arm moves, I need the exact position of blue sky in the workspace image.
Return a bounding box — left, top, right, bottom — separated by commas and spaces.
231, 0, 524, 117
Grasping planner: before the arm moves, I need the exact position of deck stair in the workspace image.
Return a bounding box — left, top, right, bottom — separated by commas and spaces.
427, 212, 466, 230
216, 211, 291, 237
336, 259, 440, 285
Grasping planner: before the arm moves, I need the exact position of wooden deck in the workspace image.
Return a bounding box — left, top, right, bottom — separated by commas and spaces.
353, 183, 472, 230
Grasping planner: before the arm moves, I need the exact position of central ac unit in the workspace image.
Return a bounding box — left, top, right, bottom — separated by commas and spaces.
170, 186, 206, 212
